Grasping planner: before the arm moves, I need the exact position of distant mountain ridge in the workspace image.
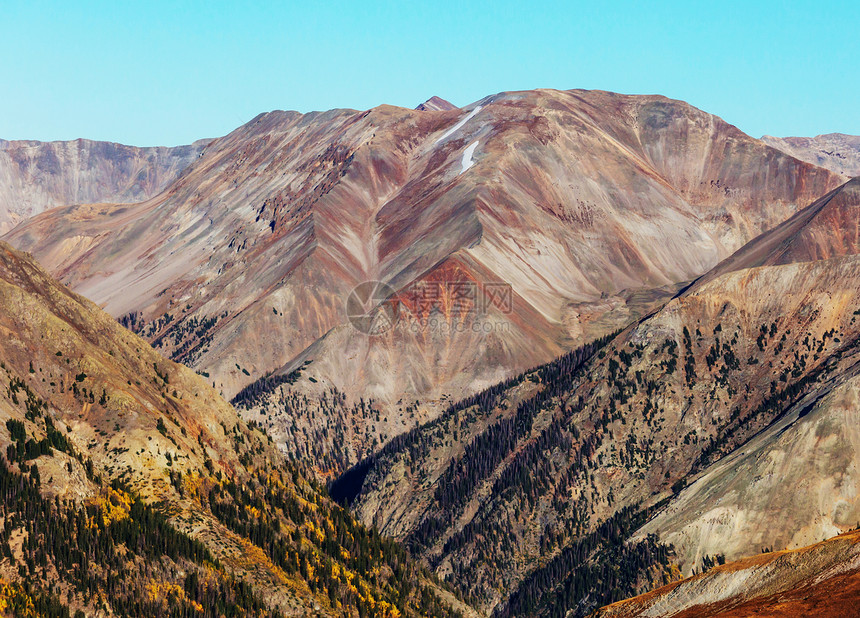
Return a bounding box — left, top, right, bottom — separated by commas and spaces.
0, 136, 210, 233
3, 89, 860, 617
761, 133, 860, 177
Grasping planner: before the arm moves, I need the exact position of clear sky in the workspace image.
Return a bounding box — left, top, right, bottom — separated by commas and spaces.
2, 0, 857, 146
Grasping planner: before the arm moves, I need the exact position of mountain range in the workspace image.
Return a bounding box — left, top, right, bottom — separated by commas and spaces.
2, 89, 845, 474
1, 88, 859, 617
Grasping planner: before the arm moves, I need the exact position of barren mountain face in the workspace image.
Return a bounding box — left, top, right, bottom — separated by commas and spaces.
0, 137, 209, 233
761, 133, 860, 178
348, 178, 860, 614
4, 90, 843, 474
596, 529, 860, 618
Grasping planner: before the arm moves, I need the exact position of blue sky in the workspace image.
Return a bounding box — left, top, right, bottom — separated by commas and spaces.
2, 0, 857, 146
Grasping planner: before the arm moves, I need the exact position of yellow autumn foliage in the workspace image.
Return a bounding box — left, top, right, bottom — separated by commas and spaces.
0, 579, 37, 617
375, 599, 403, 617
182, 471, 205, 499
304, 520, 325, 543
149, 570, 205, 612
147, 581, 191, 606
87, 486, 132, 526
0, 579, 8, 614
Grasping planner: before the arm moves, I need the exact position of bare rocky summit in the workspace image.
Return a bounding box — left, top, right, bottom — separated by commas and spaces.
416, 96, 459, 111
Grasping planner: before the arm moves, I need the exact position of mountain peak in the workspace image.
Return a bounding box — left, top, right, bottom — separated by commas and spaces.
415, 95, 458, 111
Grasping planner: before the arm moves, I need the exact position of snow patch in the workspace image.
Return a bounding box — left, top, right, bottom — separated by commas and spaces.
434, 106, 483, 144
460, 141, 479, 174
